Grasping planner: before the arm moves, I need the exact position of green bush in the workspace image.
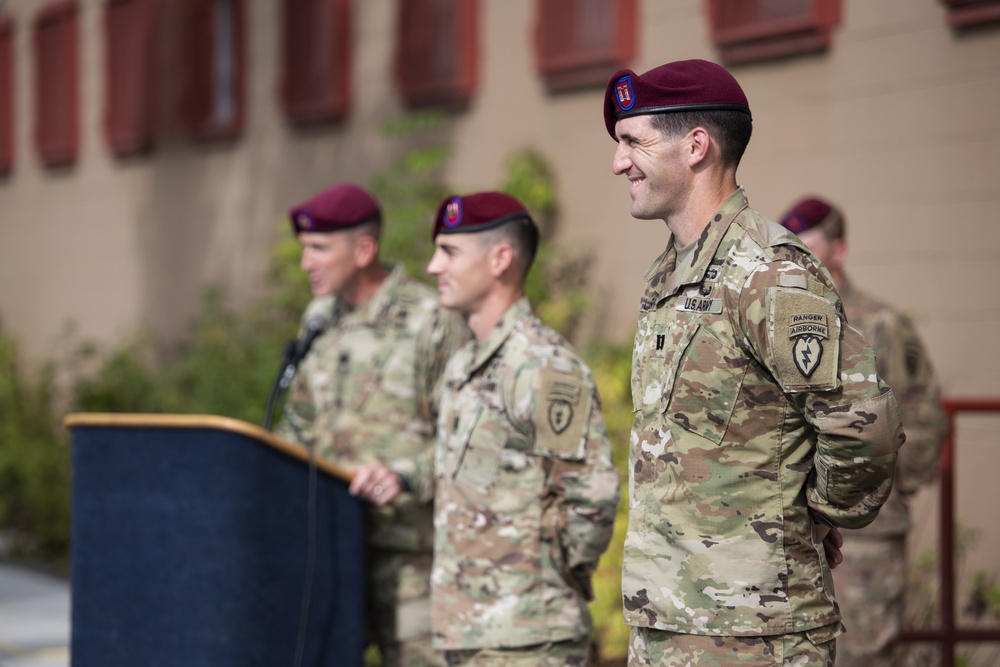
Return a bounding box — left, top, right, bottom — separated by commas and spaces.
584, 340, 633, 663
0, 319, 71, 562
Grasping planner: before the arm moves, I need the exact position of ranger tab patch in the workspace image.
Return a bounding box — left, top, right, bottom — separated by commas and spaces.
768, 287, 840, 391
535, 368, 590, 459
789, 313, 828, 377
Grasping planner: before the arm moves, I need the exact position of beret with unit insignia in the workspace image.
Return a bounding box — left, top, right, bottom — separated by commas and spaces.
433, 191, 537, 239
289, 183, 381, 235
604, 59, 751, 139
779, 196, 843, 236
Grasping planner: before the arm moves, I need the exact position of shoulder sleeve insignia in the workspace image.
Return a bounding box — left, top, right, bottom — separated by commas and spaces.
534, 367, 590, 460
767, 287, 841, 392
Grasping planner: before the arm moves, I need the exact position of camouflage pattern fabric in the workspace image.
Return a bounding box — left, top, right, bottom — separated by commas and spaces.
623, 188, 903, 637
277, 264, 470, 659
834, 277, 946, 665
432, 297, 621, 650
443, 636, 590, 666
628, 623, 839, 666
370, 551, 442, 667
836, 276, 947, 537
832, 534, 906, 666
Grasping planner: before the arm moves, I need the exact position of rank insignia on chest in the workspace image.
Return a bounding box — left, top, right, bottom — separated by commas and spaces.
789, 313, 828, 378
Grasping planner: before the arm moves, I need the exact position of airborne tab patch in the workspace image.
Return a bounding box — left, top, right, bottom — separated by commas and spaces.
535, 368, 590, 459
768, 287, 841, 392
788, 313, 829, 377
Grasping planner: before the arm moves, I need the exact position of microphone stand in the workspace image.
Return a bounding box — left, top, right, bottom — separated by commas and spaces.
262, 340, 297, 430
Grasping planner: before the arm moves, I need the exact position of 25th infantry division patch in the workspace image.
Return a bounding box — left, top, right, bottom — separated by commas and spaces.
768, 287, 841, 392
534, 368, 590, 459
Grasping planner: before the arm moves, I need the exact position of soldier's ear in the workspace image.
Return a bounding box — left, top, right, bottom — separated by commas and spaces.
687, 127, 711, 166
354, 234, 379, 268
831, 238, 847, 272
490, 242, 515, 279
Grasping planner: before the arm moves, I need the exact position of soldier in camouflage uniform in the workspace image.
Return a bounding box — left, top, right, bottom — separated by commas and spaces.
780, 197, 947, 667
277, 183, 470, 667
604, 60, 904, 665
425, 191, 620, 666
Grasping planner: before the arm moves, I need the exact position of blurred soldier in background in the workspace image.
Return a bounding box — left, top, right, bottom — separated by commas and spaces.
780, 196, 948, 667
424, 191, 620, 665
277, 182, 470, 667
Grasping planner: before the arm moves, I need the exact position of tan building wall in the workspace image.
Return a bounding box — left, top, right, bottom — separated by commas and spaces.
2, 0, 1000, 647
2, 0, 998, 397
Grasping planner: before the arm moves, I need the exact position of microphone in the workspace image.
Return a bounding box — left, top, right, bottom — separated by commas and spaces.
291, 314, 330, 368
262, 312, 331, 429
280, 313, 331, 390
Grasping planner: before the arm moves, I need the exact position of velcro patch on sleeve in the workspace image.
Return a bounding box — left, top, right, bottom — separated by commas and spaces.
768, 287, 841, 392
534, 368, 590, 459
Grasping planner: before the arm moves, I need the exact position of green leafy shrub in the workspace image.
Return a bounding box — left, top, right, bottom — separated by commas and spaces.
0, 319, 71, 562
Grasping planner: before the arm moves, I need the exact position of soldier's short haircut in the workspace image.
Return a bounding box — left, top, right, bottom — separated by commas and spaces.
349, 217, 382, 243
649, 109, 753, 169
476, 216, 539, 281
817, 209, 846, 242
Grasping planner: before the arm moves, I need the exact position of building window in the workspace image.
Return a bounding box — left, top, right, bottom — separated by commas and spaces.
184, 0, 245, 142
105, 0, 157, 156
34, 0, 79, 167
939, 0, 1000, 28
281, 0, 351, 125
395, 0, 478, 110
534, 0, 636, 93
0, 16, 13, 175
705, 0, 842, 65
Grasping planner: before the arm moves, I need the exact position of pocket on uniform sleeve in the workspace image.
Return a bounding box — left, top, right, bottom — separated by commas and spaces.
666, 325, 747, 444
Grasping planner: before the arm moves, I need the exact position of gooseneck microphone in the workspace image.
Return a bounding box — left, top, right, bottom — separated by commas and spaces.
262, 313, 330, 430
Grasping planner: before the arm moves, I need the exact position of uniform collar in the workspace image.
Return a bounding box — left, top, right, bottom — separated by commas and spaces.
464, 296, 532, 378
641, 187, 749, 308
334, 263, 404, 325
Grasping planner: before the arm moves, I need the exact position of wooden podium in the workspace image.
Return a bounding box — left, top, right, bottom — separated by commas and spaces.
65, 413, 367, 667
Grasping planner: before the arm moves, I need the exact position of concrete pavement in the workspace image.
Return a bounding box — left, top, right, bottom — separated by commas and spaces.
0, 563, 69, 667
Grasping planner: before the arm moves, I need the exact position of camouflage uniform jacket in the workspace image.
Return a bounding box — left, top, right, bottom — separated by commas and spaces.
623, 188, 904, 636
838, 276, 946, 537
279, 264, 470, 552
432, 297, 621, 650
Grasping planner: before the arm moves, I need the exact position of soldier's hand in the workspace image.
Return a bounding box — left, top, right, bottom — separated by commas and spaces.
815, 524, 844, 569
349, 463, 403, 506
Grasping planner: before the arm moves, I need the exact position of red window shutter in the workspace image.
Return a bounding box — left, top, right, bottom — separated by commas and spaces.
395, 0, 478, 110
0, 16, 13, 175
183, 0, 245, 142
705, 0, 842, 65
534, 0, 636, 93
281, 0, 351, 125
105, 0, 157, 156
34, 0, 79, 167
939, 0, 1000, 28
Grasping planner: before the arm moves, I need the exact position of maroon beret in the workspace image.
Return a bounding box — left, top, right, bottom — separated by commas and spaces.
604, 59, 751, 138
433, 192, 535, 238
779, 197, 842, 235
289, 183, 381, 234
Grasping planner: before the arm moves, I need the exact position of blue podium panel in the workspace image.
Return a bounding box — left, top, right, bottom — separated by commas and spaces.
70, 419, 366, 667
